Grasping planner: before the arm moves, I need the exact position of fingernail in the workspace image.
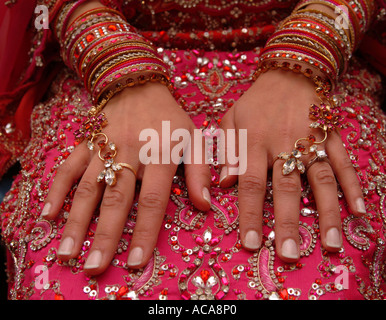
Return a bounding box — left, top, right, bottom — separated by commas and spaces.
202, 187, 211, 206
41, 203, 51, 217
356, 198, 366, 214
326, 227, 342, 249
84, 250, 102, 269
219, 166, 228, 185
127, 247, 143, 267
244, 230, 261, 250
57, 237, 74, 256
281, 239, 299, 260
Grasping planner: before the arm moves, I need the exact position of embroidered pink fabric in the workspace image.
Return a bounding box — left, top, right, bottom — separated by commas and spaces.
0, 0, 385, 300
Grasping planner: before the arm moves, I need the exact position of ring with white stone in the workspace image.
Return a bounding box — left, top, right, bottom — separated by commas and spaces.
273, 149, 306, 176
97, 161, 137, 186
305, 149, 329, 172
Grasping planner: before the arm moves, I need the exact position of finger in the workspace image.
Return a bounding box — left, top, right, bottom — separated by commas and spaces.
272, 160, 302, 262
307, 160, 342, 251
84, 158, 137, 275
183, 125, 212, 211
327, 131, 366, 216
184, 163, 212, 211
42, 143, 90, 219
127, 164, 175, 268
57, 157, 105, 260
218, 107, 239, 187
238, 142, 267, 251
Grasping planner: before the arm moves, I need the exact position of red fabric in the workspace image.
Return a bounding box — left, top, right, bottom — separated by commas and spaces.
359, 34, 386, 77
0, 0, 64, 177
0, 1, 36, 93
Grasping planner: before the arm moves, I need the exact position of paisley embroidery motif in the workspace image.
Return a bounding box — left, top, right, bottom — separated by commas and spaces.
28, 219, 58, 252
246, 242, 282, 299
127, 251, 166, 296
197, 69, 232, 99
211, 188, 239, 233
299, 222, 317, 257
343, 216, 372, 250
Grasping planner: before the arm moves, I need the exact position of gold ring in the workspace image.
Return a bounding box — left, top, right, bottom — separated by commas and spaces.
305, 149, 329, 171
116, 162, 137, 178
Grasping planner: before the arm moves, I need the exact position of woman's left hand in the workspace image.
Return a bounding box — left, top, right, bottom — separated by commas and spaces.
219, 69, 365, 262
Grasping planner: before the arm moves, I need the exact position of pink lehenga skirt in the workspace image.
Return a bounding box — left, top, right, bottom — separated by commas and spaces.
1, 47, 385, 300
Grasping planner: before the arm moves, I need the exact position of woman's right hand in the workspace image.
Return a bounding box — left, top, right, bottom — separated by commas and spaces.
42, 82, 212, 275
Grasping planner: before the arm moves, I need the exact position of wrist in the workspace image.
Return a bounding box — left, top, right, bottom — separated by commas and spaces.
110, 82, 172, 104
253, 69, 318, 100
102, 82, 179, 116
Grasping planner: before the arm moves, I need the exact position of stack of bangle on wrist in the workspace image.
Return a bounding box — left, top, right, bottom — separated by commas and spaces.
57, 5, 171, 107
255, 0, 375, 89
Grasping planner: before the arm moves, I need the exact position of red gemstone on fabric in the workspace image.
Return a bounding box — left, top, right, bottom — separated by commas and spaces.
118, 286, 129, 297
200, 269, 210, 283
278, 288, 288, 300
54, 293, 64, 300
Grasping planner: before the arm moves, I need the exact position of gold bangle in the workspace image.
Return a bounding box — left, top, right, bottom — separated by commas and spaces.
85, 43, 156, 80
286, 9, 352, 57
80, 37, 151, 73
93, 68, 170, 104
88, 52, 160, 92
87, 50, 156, 90
293, 0, 357, 48
291, 8, 352, 49
261, 44, 337, 80
277, 21, 346, 74
266, 33, 340, 73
